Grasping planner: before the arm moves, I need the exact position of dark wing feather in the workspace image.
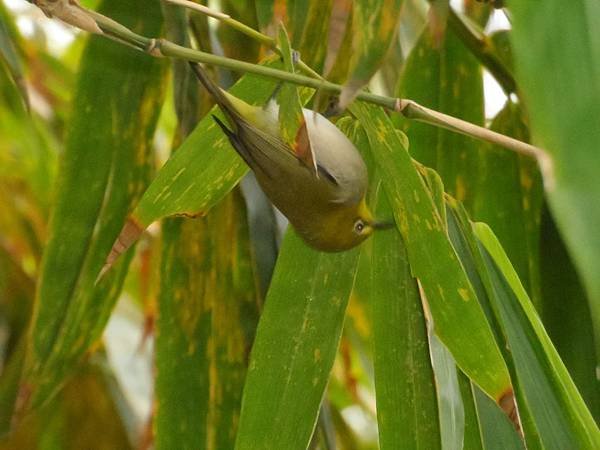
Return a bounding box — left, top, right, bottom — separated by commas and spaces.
212, 115, 256, 168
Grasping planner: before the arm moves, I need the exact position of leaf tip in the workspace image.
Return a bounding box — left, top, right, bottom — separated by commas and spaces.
97, 216, 145, 283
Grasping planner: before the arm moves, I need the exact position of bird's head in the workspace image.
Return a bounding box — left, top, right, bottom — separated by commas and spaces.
302, 198, 394, 252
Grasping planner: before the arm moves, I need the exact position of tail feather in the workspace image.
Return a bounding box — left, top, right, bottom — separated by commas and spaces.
188, 62, 242, 127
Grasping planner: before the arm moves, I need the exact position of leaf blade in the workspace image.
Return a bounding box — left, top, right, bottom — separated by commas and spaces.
475, 222, 600, 449
235, 230, 360, 450
19, 0, 166, 413
351, 101, 511, 402
510, 0, 600, 360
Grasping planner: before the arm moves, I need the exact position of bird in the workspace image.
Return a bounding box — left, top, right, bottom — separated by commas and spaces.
189, 62, 390, 252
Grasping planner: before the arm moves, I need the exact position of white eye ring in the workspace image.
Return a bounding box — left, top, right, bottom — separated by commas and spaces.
354, 220, 365, 234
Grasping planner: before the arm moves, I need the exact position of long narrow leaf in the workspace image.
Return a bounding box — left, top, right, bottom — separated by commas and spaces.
156, 194, 259, 450
18, 0, 166, 415
340, 0, 402, 107
351, 101, 511, 402
510, 0, 600, 359
132, 64, 277, 227
354, 123, 440, 449
475, 223, 600, 449
235, 230, 360, 449
428, 333, 464, 450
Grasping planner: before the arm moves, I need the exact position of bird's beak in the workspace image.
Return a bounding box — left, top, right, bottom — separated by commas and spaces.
372, 220, 395, 230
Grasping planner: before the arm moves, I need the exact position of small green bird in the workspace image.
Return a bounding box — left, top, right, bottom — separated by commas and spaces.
190, 63, 389, 252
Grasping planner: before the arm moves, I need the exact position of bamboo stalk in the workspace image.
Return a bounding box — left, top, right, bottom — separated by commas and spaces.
162, 0, 321, 79
26, 0, 554, 187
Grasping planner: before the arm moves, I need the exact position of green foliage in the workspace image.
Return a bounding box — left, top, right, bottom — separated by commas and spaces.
0, 0, 598, 448
509, 0, 600, 364
18, 0, 167, 414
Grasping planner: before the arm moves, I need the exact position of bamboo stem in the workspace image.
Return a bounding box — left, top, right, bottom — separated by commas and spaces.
26, 0, 553, 186
162, 0, 322, 79
396, 99, 554, 186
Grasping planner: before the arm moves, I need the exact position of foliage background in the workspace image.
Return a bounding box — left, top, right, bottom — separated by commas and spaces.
0, 0, 598, 448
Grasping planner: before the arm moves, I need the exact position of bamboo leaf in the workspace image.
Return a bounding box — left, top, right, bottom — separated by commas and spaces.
393, 26, 484, 211
293, 0, 332, 70
155, 6, 260, 447
255, 0, 332, 69
277, 24, 303, 146
132, 63, 278, 227
459, 375, 484, 450
539, 207, 600, 420
324, 0, 354, 84
339, 0, 402, 107
351, 100, 511, 402
155, 193, 259, 450
2, 358, 133, 449
348, 121, 440, 449
473, 385, 525, 450
445, 199, 539, 449
428, 333, 464, 450
0, 3, 28, 110
255, 0, 282, 34
471, 102, 542, 305
475, 223, 600, 449
235, 230, 360, 449
17, 0, 166, 415
217, 0, 261, 65
510, 0, 600, 360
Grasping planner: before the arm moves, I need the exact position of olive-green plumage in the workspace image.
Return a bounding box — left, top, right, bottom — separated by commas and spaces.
190, 63, 387, 251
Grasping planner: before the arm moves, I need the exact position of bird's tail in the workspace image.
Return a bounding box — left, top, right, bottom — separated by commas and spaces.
188, 62, 245, 127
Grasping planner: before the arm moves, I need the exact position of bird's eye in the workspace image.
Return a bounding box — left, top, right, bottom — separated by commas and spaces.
354, 220, 365, 234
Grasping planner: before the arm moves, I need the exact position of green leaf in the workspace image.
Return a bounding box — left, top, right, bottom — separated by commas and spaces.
539, 207, 600, 421
324, 0, 354, 84
18, 0, 166, 414
0, 3, 28, 110
277, 24, 303, 146
255, 1, 332, 69
361, 136, 440, 448
217, 0, 261, 65
429, 333, 464, 450
155, 193, 259, 450
459, 376, 484, 450
2, 357, 133, 449
235, 230, 360, 450
131, 62, 278, 227
292, 0, 332, 70
0, 249, 32, 433
0, 246, 34, 357
445, 199, 540, 450
470, 102, 543, 305
473, 385, 525, 450
393, 27, 484, 210
340, 0, 403, 106
475, 222, 600, 449
255, 0, 279, 33
509, 0, 600, 361
0, 341, 26, 437
350, 101, 511, 402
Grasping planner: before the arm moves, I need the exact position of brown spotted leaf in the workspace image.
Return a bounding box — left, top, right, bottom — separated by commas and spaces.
17, 0, 166, 416
338, 0, 402, 109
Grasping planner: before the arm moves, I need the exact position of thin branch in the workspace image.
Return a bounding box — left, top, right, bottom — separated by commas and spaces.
164, 0, 273, 46
25, 0, 554, 188
162, 0, 321, 79
163, 0, 231, 21
396, 100, 554, 188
